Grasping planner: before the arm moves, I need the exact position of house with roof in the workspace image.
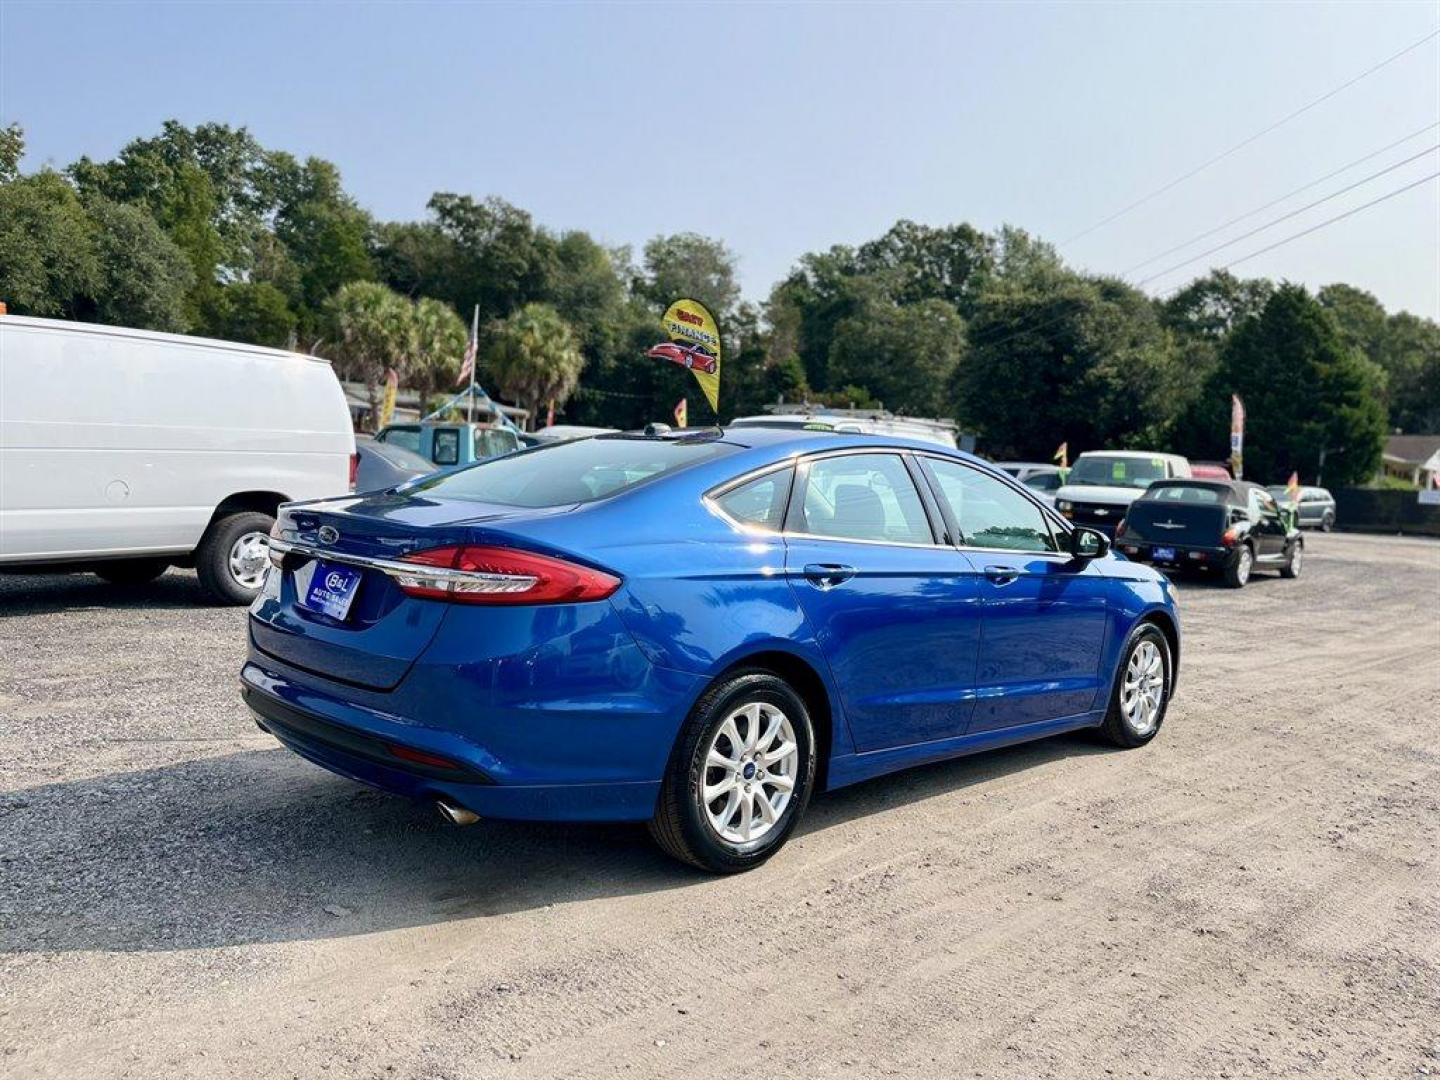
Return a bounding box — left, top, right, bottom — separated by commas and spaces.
1380, 435, 1440, 489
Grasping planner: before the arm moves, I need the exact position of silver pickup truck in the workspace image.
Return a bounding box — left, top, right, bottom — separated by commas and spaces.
1055, 451, 1193, 535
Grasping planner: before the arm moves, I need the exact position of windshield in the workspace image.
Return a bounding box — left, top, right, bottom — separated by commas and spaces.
1069, 455, 1168, 490
405, 435, 736, 507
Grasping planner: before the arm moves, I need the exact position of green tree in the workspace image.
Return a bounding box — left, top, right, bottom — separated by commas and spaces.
827, 298, 965, 416
205, 281, 297, 347
84, 196, 193, 331
1200, 284, 1386, 486
486, 303, 585, 425
957, 275, 1182, 460
638, 232, 741, 320
853, 219, 993, 316
0, 122, 24, 185
410, 297, 469, 407
0, 172, 99, 317
427, 193, 557, 322
325, 282, 417, 431
265, 154, 374, 325
1379, 312, 1440, 433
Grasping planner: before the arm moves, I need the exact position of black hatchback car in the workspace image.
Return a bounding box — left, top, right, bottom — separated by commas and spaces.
1115, 479, 1302, 588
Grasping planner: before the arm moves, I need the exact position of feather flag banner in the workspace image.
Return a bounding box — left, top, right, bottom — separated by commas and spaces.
646, 298, 722, 414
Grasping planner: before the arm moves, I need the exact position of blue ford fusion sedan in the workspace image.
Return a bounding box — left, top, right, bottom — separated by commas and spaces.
242, 428, 1180, 872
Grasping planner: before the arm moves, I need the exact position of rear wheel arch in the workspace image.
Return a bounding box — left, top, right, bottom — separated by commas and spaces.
207, 491, 289, 528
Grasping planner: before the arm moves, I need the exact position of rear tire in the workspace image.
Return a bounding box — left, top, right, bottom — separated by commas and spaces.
649, 669, 816, 873
1320, 512, 1334, 533
93, 558, 169, 586
1224, 543, 1253, 589
1281, 539, 1303, 579
1097, 624, 1172, 749
195, 511, 274, 605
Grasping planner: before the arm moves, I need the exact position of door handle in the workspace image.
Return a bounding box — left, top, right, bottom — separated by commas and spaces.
802, 563, 856, 589
984, 565, 1020, 585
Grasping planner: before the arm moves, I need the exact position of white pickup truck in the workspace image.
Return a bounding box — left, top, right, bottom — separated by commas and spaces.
1054, 451, 1192, 535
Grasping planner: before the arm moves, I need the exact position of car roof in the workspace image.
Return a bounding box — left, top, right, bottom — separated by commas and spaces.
1076, 450, 1183, 460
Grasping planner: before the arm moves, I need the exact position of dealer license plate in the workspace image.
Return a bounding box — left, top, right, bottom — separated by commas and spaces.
1152, 546, 1177, 563
302, 561, 362, 620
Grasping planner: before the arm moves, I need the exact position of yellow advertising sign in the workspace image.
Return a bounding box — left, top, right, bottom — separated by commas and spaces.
379, 368, 399, 428
658, 298, 722, 414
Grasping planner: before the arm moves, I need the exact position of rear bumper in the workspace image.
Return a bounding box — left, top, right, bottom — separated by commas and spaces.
1117, 540, 1234, 569
242, 605, 703, 822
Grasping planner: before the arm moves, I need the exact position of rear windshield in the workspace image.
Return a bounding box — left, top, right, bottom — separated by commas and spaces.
1141, 483, 1228, 505
406, 435, 736, 508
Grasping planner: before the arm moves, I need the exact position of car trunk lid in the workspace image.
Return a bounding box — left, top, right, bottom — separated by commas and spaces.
249, 493, 573, 690
1122, 499, 1228, 546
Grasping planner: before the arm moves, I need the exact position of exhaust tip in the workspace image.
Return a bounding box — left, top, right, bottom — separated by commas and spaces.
436, 799, 480, 826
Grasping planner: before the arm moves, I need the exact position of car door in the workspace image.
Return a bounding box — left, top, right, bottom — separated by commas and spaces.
783, 451, 984, 752
1250, 488, 1287, 556
918, 457, 1110, 732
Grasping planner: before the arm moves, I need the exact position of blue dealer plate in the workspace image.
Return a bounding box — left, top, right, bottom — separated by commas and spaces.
302, 561, 362, 620
1152, 546, 1177, 563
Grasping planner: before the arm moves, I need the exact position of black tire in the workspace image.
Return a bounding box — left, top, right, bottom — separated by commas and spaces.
93, 558, 170, 586
1320, 512, 1334, 533
1223, 543, 1254, 589
649, 669, 817, 873
1280, 538, 1303, 579
1097, 623, 1173, 749
195, 511, 274, 605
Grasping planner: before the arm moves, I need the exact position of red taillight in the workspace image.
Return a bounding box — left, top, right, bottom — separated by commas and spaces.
385, 742, 462, 770
392, 545, 621, 605
349, 452, 360, 491
1221, 527, 1238, 547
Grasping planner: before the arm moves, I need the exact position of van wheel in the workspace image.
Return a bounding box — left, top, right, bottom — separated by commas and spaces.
196, 511, 274, 604
93, 558, 170, 586
649, 670, 816, 873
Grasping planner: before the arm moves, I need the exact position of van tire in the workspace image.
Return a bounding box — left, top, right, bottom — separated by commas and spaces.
195, 511, 274, 605
93, 558, 170, 586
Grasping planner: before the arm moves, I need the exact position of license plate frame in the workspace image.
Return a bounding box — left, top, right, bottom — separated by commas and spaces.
301, 560, 363, 621
1152, 546, 1177, 563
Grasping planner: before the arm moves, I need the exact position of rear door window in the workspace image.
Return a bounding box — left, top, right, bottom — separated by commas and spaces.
797, 454, 933, 545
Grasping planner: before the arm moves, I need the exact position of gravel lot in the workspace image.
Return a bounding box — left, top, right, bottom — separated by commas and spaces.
1, 531, 1437, 1079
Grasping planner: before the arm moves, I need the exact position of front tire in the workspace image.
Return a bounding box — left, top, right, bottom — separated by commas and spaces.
1281, 539, 1303, 578
1098, 624, 1172, 748
195, 511, 274, 605
649, 670, 817, 873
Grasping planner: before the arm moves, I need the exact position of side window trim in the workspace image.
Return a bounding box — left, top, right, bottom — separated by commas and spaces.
783, 449, 940, 547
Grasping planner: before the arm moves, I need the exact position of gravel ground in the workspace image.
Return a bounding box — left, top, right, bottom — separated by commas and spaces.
1, 531, 1437, 1079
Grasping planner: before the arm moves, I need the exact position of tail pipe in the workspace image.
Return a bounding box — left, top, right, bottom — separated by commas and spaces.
435, 799, 480, 826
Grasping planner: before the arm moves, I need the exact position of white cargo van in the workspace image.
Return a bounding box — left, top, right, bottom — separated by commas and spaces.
0, 315, 354, 603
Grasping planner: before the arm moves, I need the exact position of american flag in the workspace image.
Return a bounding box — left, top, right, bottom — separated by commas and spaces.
455, 329, 477, 387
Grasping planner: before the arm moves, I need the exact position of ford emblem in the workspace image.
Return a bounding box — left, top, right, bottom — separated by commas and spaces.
317, 525, 339, 545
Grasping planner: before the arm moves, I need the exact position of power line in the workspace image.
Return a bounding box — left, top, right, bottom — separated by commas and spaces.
1135, 143, 1439, 286
972, 171, 1439, 351
1210, 169, 1439, 276
1059, 28, 1440, 248
1121, 120, 1440, 276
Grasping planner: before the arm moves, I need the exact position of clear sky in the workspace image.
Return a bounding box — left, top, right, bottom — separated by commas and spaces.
3, 1, 1437, 317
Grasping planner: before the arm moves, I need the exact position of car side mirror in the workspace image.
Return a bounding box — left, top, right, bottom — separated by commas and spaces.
1069, 526, 1110, 559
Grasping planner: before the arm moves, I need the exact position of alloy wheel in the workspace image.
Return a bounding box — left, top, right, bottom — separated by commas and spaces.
701, 701, 799, 845
1121, 640, 1165, 736
1235, 547, 1252, 585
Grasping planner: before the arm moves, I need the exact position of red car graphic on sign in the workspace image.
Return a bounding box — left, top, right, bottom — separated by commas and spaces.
646, 341, 718, 375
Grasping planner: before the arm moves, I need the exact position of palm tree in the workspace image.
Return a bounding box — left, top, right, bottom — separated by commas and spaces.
325, 281, 416, 431
411, 297, 468, 411
487, 303, 584, 426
